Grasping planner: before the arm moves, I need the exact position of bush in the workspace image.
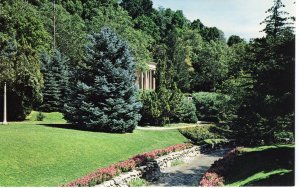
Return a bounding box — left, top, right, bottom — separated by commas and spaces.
192, 92, 230, 122
128, 179, 148, 187
36, 112, 45, 121
175, 98, 198, 123
139, 87, 183, 126
179, 125, 223, 145
274, 131, 294, 144
139, 90, 162, 126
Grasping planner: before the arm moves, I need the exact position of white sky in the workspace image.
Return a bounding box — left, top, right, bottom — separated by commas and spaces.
152, 0, 296, 40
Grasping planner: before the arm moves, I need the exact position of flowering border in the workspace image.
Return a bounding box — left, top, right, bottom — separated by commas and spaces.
199, 147, 242, 187
63, 143, 193, 187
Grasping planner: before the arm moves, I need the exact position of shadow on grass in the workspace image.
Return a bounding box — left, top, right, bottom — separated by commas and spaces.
246, 170, 294, 186
38, 123, 132, 134
224, 146, 295, 186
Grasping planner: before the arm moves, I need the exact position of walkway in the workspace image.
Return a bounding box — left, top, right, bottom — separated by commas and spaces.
148, 148, 229, 187
136, 122, 212, 131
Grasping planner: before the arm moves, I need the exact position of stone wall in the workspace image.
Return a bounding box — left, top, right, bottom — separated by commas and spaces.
155, 146, 201, 169
96, 146, 201, 187
96, 170, 143, 187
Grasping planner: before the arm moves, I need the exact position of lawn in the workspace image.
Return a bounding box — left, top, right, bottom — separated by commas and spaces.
0, 112, 187, 186
225, 145, 295, 186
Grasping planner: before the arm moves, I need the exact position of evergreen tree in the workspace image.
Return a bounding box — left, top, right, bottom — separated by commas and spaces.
231, 0, 295, 145
40, 72, 61, 112
261, 0, 294, 38
50, 50, 69, 108
64, 27, 141, 133
39, 51, 69, 112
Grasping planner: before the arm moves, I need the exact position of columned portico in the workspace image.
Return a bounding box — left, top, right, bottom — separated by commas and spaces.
136, 62, 156, 90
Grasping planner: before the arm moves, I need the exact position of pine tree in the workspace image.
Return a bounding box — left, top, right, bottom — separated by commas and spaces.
261, 0, 294, 38
41, 72, 61, 112
50, 50, 69, 108
39, 50, 69, 112
231, 0, 295, 145
64, 27, 141, 133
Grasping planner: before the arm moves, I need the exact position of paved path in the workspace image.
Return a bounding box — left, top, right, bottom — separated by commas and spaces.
136, 123, 211, 131
148, 148, 229, 187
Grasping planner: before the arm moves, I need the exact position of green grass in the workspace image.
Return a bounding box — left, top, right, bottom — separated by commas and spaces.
128, 178, 149, 187
0, 112, 187, 186
25, 111, 67, 124
224, 145, 295, 186
227, 169, 292, 186
171, 159, 184, 167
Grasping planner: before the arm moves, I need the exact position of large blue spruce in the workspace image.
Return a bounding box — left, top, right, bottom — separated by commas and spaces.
64, 27, 141, 133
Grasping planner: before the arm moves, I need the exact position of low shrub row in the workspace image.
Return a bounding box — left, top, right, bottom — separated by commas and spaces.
179, 125, 224, 145
64, 143, 193, 187
199, 147, 241, 186
139, 91, 232, 126
139, 90, 198, 126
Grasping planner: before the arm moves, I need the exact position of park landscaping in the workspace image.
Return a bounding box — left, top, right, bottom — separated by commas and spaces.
0, 112, 187, 186
0, 0, 295, 187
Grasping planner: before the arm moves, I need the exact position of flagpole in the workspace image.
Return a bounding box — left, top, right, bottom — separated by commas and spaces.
3, 82, 7, 125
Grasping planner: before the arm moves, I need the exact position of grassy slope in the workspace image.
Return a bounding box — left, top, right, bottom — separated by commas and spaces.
225, 145, 295, 186
0, 112, 187, 186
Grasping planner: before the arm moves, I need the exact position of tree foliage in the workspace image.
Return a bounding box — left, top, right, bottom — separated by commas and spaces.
191, 41, 230, 91
39, 50, 69, 112
64, 28, 141, 132
0, 1, 50, 120
227, 35, 245, 47
120, 0, 153, 19
39, 2, 87, 64
231, 0, 295, 145
87, 5, 153, 70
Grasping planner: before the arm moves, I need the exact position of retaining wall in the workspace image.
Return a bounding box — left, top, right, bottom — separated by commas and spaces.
96, 146, 201, 187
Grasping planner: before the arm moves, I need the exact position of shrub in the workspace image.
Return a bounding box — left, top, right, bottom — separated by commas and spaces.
128, 178, 148, 187
36, 112, 45, 121
139, 87, 183, 126
171, 160, 184, 167
63, 27, 141, 133
192, 92, 230, 122
175, 98, 198, 123
274, 131, 294, 144
116, 159, 136, 172
179, 125, 223, 145
139, 90, 162, 126
200, 172, 224, 186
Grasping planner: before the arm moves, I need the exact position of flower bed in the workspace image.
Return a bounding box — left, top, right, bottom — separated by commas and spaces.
64, 143, 193, 187
199, 147, 242, 187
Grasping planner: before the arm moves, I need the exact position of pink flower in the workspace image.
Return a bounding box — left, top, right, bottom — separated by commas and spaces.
64, 143, 193, 187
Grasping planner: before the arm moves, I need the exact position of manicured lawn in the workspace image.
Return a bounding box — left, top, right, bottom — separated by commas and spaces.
0, 112, 187, 186
225, 145, 295, 186
25, 111, 67, 124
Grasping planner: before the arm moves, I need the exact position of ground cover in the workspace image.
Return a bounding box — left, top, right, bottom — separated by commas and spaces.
200, 144, 295, 186
225, 145, 294, 186
0, 112, 187, 186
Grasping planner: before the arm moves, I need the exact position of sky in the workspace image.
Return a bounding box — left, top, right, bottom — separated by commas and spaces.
152, 0, 296, 40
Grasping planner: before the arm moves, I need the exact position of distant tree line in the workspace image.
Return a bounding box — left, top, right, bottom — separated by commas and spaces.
0, 0, 294, 141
